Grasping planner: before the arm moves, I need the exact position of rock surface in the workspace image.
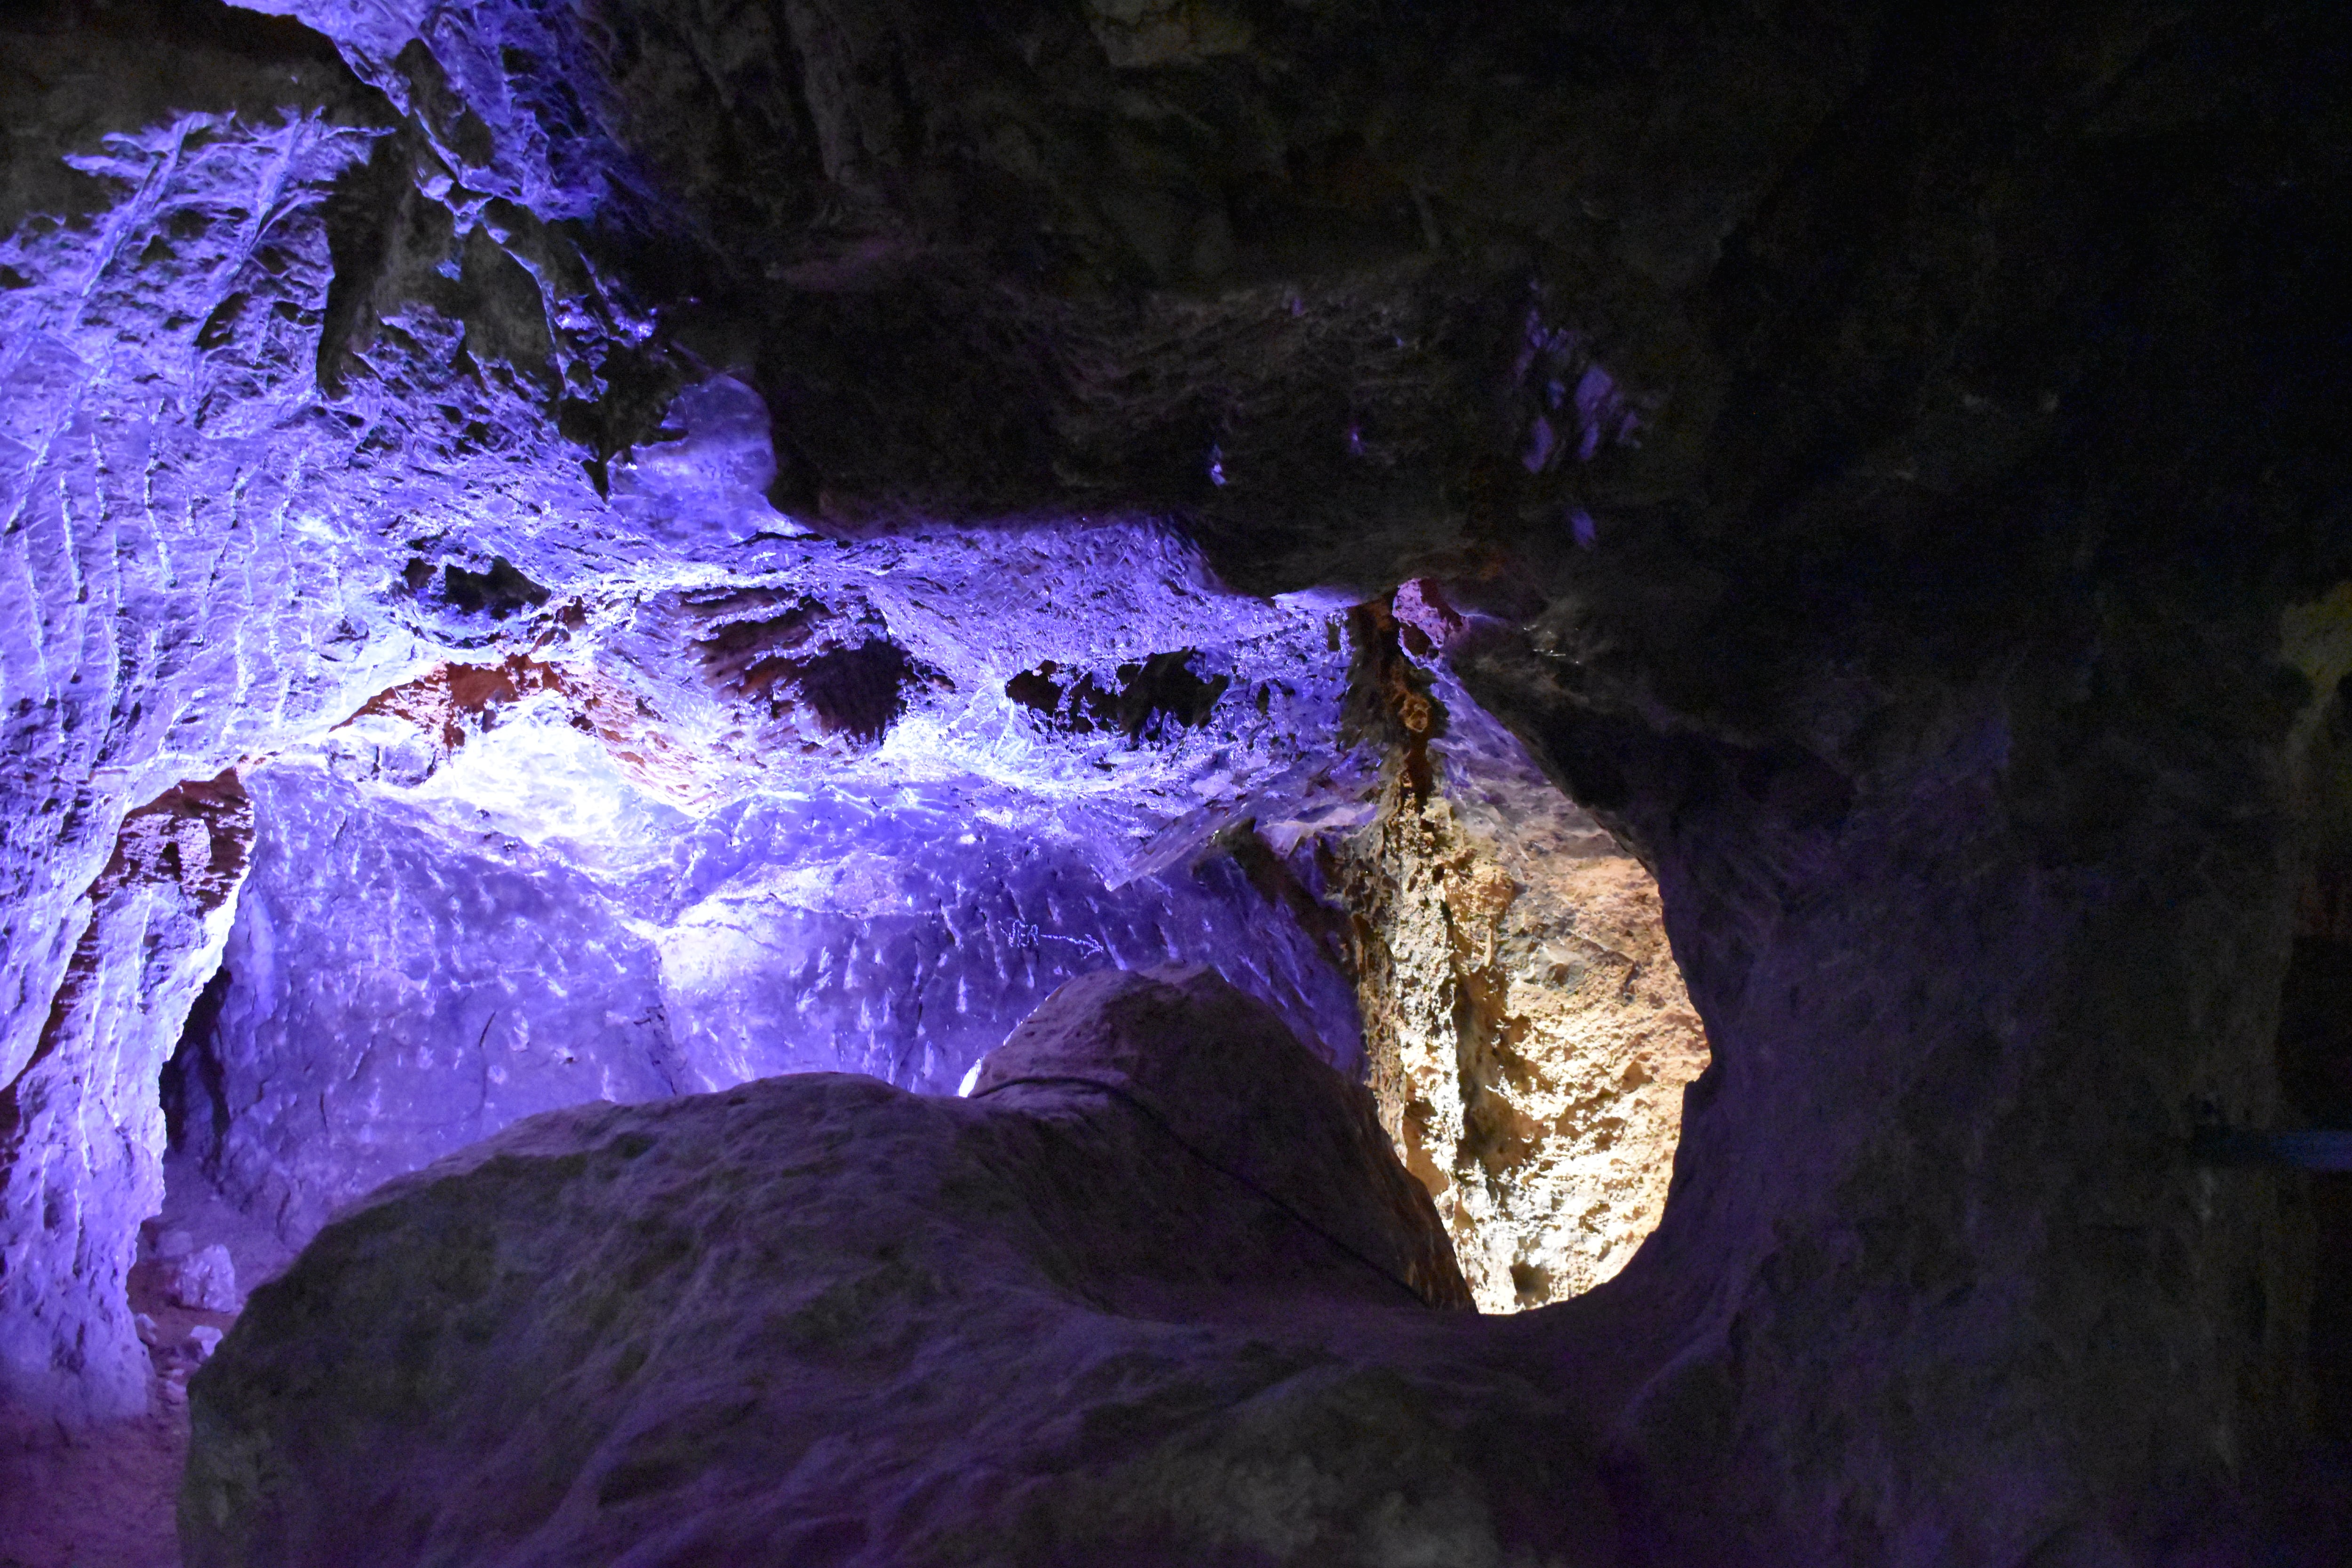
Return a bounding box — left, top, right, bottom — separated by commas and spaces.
967, 967, 1470, 1313
1321, 590, 1710, 1311
0, 1195, 246, 1568
1462, 613, 2333, 1563
0, 0, 509, 1421
0, 0, 2344, 1560
1337, 762, 1708, 1312
178, 969, 1630, 1568
1, 773, 254, 1424
166, 519, 1388, 1252
163, 1245, 240, 1314
183, 741, 1371, 1250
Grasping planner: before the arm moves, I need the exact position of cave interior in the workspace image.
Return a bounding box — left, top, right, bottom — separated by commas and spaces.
0, 0, 2349, 1564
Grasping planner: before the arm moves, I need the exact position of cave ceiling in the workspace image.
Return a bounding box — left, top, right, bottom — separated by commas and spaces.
4, 0, 2337, 856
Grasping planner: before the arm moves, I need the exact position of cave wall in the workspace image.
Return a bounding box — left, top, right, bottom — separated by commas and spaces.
148, 501, 1389, 1251
0, 0, 1443, 1407
2282, 666, 2352, 1441
181, 973, 1550, 1568
187, 757, 681, 1246
0, 11, 402, 1425
0, 778, 252, 1425
1470, 625, 2322, 1560
0, 0, 632, 1420
185, 729, 1364, 1249
1339, 773, 1707, 1313
1430, 0, 2352, 1546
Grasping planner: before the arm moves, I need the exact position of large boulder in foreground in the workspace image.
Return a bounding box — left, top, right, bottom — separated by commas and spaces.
182, 968, 1612, 1567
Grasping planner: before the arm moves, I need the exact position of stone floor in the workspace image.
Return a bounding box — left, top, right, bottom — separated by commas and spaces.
0, 1156, 291, 1568
0, 1405, 185, 1568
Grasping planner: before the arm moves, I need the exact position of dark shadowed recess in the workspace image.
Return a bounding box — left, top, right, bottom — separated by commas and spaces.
781, 639, 926, 742
0, 0, 363, 236
437, 557, 552, 620
1005, 651, 1231, 743
2283, 677, 2352, 1444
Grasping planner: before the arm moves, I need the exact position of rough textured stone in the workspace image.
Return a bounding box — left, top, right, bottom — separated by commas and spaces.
166, 1245, 239, 1313
0, 0, 2344, 1559
0, 773, 253, 1424
178, 969, 1632, 1568
1459, 612, 2325, 1563
0, 0, 634, 1418
184, 737, 1369, 1251
1336, 762, 1708, 1312
159, 514, 1389, 1254
968, 967, 1470, 1313
1310, 586, 1711, 1312
186, 757, 683, 1247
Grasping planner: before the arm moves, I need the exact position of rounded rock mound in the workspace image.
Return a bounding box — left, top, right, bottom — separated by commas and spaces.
181, 968, 1613, 1568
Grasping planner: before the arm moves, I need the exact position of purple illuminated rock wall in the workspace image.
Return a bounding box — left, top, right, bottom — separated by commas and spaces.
0, 0, 1403, 1423
0, 0, 1371, 1421
187, 752, 1363, 1250
2, 778, 253, 1426
152, 498, 1384, 1249
0, 6, 401, 1425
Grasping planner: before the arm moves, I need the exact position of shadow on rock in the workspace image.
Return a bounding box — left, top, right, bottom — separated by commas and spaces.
182, 966, 1614, 1568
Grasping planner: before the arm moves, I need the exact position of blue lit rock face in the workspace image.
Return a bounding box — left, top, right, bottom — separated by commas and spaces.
0, 0, 1398, 1425
185, 760, 683, 1247
0, 0, 675, 1424
653, 790, 1359, 1093
189, 716, 1364, 1250
155, 505, 1380, 1254
1, 777, 253, 1429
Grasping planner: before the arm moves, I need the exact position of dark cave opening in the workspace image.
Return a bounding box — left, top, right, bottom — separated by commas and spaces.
158, 963, 233, 1168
